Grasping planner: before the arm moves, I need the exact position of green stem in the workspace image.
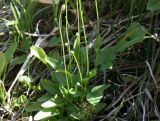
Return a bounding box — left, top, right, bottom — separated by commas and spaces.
95, 0, 100, 34
72, 52, 83, 82
65, 0, 72, 69
78, 0, 89, 76
59, 7, 70, 91
95, 0, 100, 67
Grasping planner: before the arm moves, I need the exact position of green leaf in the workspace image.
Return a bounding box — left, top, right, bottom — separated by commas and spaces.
25, 102, 42, 112
116, 22, 146, 52
55, 71, 67, 86
48, 50, 61, 61
73, 34, 87, 65
34, 108, 59, 121
41, 99, 57, 108
83, 69, 97, 84
92, 103, 106, 113
59, 85, 68, 95
0, 81, 6, 104
48, 36, 59, 47
41, 96, 63, 108
45, 56, 58, 69
71, 74, 81, 86
20, 95, 27, 103
37, 94, 52, 102
67, 105, 85, 120
73, 33, 81, 53
88, 69, 97, 78
69, 88, 82, 97
23, 38, 32, 51
69, 82, 85, 97
86, 84, 110, 106
40, 79, 60, 95
73, 34, 81, 62
11, 54, 27, 65
30, 46, 47, 64
147, 0, 160, 12
97, 47, 116, 70
94, 35, 102, 53
5, 42, 17, 64
69, 88, 77, 95
0, 52, 6, 77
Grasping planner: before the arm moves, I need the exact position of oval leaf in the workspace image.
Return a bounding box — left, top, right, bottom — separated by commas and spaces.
97, 47, 116, 70
41, 99, 57, 108
30, 46, 47, 64
34, 109, 59, 120
86, 84, 110, 106
67, 105, 85, 120
116, 22, 146, 52
40, 79, 60, 95
147, 0, 160, 12
45, 56, 58, 69
5, 42, 17, 64
37, 94, 52, 102
25, 102, 42, 112
11, 54, 27, 65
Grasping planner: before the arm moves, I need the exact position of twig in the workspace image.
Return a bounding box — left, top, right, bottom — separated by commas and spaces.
105, 82, 135, 112
145, 60, 158, 88
24, 32, 56, 37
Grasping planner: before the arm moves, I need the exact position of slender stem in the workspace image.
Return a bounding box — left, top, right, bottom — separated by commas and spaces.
65, 0, 72, 69
72, 51, 83, 82
59, 8, 70, 91
76, 0, 83, 83
76, 0, 86, 108
95, 0, 100, 67
76, 0, 80, 36
95, 0, 100, 34
78, 0, 89, 76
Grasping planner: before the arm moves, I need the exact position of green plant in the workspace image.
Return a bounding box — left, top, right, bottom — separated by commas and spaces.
29, 44, 111, 120
0, 43, 17, 105
28, 20, 148, 121
1, 0, 159, 120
